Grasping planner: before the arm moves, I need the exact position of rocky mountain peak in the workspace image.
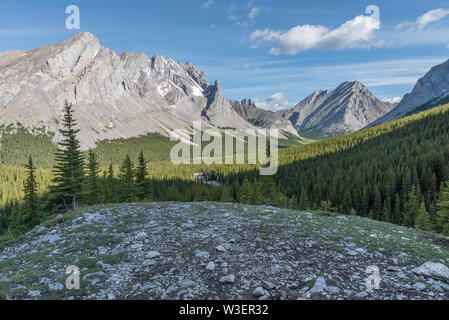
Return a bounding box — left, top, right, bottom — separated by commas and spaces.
0, 32, 253, 148
369, 58, 449, 126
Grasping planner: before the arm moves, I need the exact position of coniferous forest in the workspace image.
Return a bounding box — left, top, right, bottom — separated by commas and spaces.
2, 102, 449, 237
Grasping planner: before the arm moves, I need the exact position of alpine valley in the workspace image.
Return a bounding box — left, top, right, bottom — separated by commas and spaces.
2, 30, 449, 302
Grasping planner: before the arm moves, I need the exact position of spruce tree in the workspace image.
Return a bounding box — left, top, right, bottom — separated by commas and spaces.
135, 151, 148, 200
288, 194, 298, 209
103, 164, 115, 203
8, 202, 26, 236
86, 151, 100, 205
240, 178, 251, 204
341, 190, 352, 214
415, 201, 433, 231
23, 156, 39, 229
8, 158, 39, 236
298, 188, 310, 210
50, 101, 85, 211
393, 193, 401, 224
118, 155, 135, 202
249, 180, 261, 205
436, 181, 449, 235
259, 144, 275, 204
402, 186, 420, 227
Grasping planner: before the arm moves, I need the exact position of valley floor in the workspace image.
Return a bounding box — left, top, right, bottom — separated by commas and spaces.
0, 202, 448, 300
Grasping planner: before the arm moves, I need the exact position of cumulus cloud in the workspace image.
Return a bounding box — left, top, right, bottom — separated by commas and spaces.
249, 14, 380, 55
397, 8, 449, 31
253, 92, 291, 111
382, 96, 402, 104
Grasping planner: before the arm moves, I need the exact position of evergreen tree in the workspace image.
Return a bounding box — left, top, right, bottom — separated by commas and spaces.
259, 144, 276, 204
402, 185, 420, 227
373, 186, 382, 220
436, 181, 449, 235
393, 193, 401, 224
118, 155, 135, 202
8, 157, 39, 236
341, 190, 352, 214
288, 194, 298, 209
135, 151, 148, 200
298, 188, 310, 210
23, 156, 39, 228
249, 180, 261, 205
382, 200, 390, 222
220, 185, 233, 202
240, 178, 251, 204
86, 151, 100, 205
415, 201, 433, 231
8, 202, 26, 236
50, 101, 85, 211
103, 164, 115, 203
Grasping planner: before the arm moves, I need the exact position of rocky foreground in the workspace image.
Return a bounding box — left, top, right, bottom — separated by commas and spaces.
0, 202, 449, 300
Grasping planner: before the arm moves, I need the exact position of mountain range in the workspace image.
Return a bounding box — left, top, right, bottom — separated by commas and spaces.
0, 32, 448, 147
232, 81, 396, 138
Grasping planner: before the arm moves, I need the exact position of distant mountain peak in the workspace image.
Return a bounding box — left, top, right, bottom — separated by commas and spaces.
232, 80, 394, 137
370, 58, 449, 126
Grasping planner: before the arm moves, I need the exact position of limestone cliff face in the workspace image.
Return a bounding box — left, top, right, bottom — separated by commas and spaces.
0, 32, 253, 148
372, 58, 449, 126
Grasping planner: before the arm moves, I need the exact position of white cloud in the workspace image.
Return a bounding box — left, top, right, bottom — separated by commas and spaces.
253, 92, 291, 111
382, 96, 402, 104
397, 8, 449, 31
227, 3, 261, 26
249, 14, 380, 55
203, 0, 213, 9
417, 8, 449, 29
248, 7, 261, 24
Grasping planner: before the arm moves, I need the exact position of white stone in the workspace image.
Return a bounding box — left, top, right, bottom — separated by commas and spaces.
253, 287, 267, 297
215, 245, 226, 252
145, 251, 161, 259
310, 277, 327, 294
412, 262, 449, 280
48, 283, 64, 291
180, 279, 195, 289
195, 251, 210, 259
219, 274, 235, 283
28, 290, 41, 297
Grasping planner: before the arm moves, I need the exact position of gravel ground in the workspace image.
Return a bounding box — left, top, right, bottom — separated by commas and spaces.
0, 202, 448, 300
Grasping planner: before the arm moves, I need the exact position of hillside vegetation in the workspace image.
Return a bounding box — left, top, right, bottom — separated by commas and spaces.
2, 104, 449, 236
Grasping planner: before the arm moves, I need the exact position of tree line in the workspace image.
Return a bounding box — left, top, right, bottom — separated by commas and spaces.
2, 102, 449, 236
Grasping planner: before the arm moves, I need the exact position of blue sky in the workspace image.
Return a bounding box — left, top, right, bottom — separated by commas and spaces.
1, 0, 449, 110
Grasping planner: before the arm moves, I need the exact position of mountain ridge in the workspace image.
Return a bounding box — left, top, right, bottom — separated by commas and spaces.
233, 81, 395, 137
0, 32, 254, 149
370, 58, 449, 126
